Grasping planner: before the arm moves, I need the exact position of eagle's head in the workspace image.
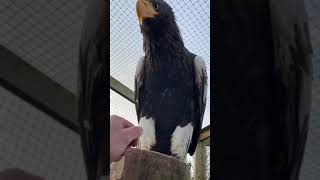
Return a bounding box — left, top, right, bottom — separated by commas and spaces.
136, 0, 177, 34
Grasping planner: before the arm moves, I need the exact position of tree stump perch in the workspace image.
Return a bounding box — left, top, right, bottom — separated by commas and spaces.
110, 149, 191, 180
194, 142, 207, 180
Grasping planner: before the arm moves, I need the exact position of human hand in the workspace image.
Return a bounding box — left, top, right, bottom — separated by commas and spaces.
110, 115, 143, 162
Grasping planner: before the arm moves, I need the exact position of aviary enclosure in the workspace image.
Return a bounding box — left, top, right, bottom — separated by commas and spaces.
0, 0, 319, 180
110, 0, 210, 179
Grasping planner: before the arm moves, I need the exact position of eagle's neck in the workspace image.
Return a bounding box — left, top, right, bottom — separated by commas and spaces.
142, 21, 185, 62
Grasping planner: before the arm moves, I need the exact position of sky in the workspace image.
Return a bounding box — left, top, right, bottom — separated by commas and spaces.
110, 0, 210, 128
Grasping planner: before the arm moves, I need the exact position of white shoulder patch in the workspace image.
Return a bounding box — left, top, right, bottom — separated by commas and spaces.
194, 55, 208, 105
138, 117, 156, 150
170, 123, 194, 161
194, 56, 207, 85
203, 82, 208, 105
135, 56, 145, 78
135, 56, 145, 104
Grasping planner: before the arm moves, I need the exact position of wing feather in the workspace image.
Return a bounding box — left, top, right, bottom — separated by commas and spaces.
77, 0, 107, 178
188, 56, 208, 155
134, 56, 145, 122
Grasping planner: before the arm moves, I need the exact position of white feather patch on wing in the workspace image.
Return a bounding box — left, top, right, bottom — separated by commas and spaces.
135, 56, 144, 104
170, 123, 194, 161
135, 57, 144, 79
194, 55, 208, 112
138, 117, 156, 150
194, 56, 206, 84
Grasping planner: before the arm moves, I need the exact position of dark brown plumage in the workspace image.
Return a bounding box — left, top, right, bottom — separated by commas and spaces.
214, 0, 312, 179
78, 0, 107, 179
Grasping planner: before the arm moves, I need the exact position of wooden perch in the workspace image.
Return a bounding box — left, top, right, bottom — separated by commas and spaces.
110, 149, 191, 180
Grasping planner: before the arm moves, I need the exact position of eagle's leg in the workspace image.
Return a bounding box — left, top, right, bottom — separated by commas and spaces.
138, 116, 156, 150
170, 122, 194, 162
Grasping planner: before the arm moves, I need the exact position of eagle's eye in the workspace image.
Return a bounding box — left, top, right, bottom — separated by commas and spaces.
153, 3, 159, 10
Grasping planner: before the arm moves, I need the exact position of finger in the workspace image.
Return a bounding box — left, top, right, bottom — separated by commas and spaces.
110, 115, 134, 128
121, 119, 134, 128
122, 126, 143, 145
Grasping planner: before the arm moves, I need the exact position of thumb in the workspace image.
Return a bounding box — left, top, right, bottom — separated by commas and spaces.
122, 126, 143, 145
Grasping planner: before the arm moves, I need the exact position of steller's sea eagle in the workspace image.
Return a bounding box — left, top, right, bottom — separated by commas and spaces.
134, 0, 207, 161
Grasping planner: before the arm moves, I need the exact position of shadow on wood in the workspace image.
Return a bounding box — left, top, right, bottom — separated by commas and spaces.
110, 149, 191, 180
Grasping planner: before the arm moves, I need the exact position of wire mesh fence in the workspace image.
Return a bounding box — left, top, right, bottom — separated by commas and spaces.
0, 0, 87, 179
0, 0, 85, 94
110, 89, 137, 125
0, 86, 87, 180
0, 0, 319, 179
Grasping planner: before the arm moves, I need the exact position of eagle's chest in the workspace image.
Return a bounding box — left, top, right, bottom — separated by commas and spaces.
145, 60, 193, 91
141, 60, 195, 113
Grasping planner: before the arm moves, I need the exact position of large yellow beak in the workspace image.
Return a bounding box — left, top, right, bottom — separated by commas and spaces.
136, 0, 158, 24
